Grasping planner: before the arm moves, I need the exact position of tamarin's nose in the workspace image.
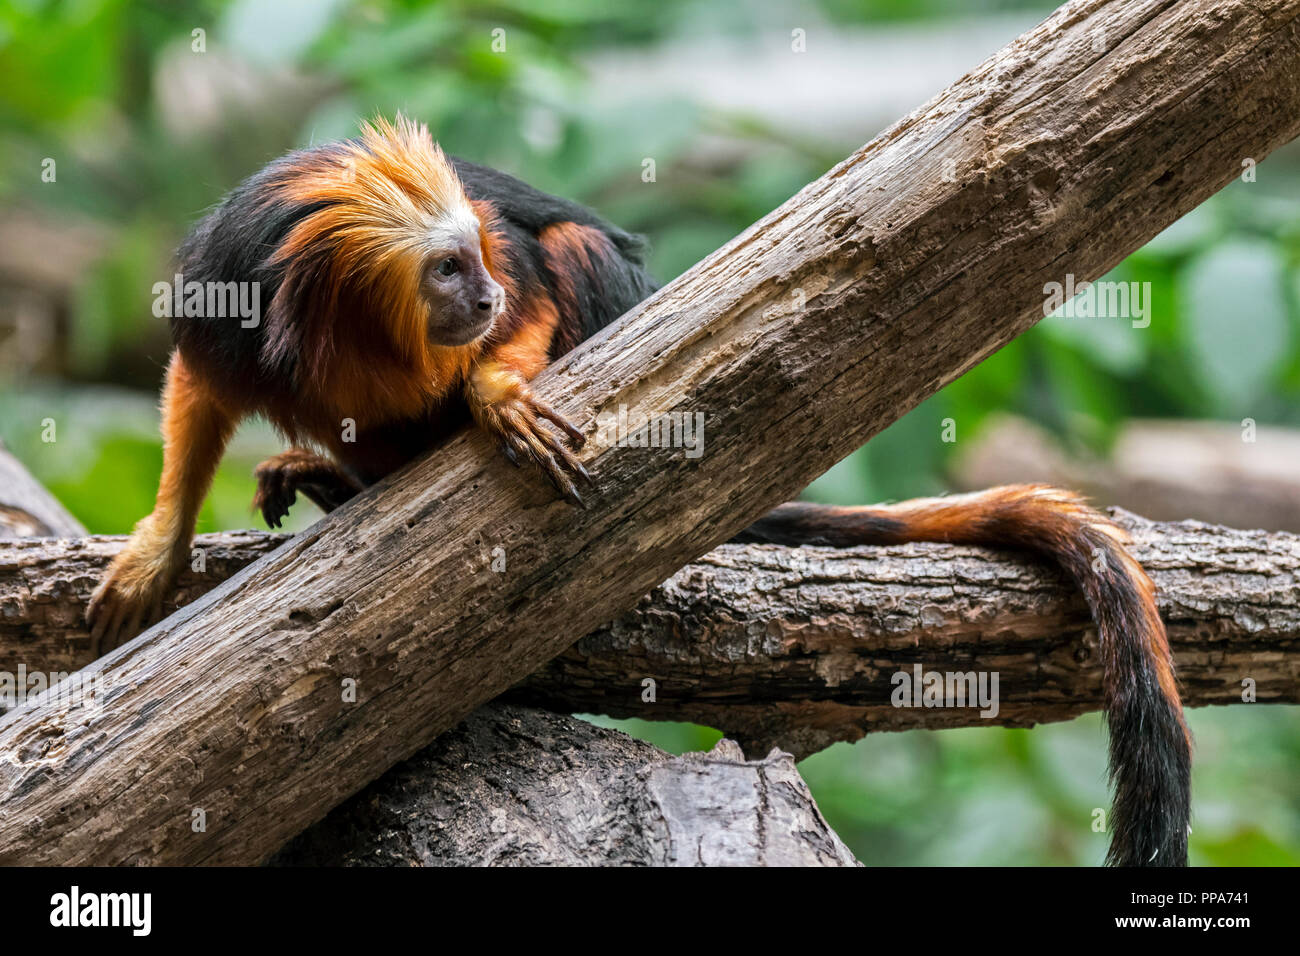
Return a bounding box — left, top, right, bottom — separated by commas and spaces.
477, 298, 494, 311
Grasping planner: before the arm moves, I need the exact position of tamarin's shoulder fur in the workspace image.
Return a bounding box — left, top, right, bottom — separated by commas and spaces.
170, 116, 656, 477
89, 114, 1190, 867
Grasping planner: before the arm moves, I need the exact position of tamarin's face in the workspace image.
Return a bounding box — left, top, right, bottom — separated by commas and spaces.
264, 117, 512, 358
418, 231, 505, 347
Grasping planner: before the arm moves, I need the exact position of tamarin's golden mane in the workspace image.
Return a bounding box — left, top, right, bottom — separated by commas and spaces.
261, 114, 511, 421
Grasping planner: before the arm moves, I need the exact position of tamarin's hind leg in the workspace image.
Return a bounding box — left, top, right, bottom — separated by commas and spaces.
88, 354, 237, 653
252, 448, 362, 528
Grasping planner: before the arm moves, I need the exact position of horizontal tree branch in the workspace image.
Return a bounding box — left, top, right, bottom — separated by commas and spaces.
5, 512, 1295, 758
522, 511, 1300, 757
3, 0, 1298, 865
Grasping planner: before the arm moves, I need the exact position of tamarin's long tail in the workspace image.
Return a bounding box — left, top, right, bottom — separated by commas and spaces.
735, 483, 1191, 866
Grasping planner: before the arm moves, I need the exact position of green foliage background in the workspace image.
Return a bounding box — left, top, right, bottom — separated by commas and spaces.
1, 0, 1296, 865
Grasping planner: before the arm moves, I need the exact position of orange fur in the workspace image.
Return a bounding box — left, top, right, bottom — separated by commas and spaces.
471, 198, 515, 303
88, 353, 237, 647
489, 293, 560, 381
751, 485, 1189, 752
873, 487, 1183, 738
470, 296, 562, 423
538, 221, 616, 354
92, 115, 595, 645
252, 118, 525, 448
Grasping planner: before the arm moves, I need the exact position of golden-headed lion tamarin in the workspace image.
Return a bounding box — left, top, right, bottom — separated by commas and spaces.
88, 115, 1190, 866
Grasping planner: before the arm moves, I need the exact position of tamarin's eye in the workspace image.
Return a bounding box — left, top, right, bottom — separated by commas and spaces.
436, 256, 459, 277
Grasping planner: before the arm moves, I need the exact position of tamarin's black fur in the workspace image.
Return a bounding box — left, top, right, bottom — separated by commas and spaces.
89, 115, 1191, 867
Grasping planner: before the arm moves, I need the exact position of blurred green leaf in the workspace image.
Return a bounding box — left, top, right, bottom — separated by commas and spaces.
1194, 829, 1300, 867
1181, 239, 1290, 413
222, 0, 348, 66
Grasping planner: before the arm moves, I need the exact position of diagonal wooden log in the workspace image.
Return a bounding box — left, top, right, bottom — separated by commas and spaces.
2, 0, 1298, 865
0, 456, 856, 867
3, 513, 1296, 757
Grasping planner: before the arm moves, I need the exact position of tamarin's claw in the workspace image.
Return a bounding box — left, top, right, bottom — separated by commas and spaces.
85, 537, 172, 655
476, 391, 592, 507
252, 469, 291, 529
252, 449, 362, 527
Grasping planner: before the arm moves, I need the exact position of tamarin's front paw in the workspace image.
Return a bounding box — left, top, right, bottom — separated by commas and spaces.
252, 449, 361, 528
476, 392, 592, 506
86, 538, 177, 655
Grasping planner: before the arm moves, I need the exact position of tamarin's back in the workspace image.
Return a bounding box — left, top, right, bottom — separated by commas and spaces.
450, 157, 660, 352
91, 116, 1191, 866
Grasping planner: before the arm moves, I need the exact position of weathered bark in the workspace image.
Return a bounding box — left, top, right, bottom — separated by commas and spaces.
0, 440, 86, 538
4, 512, 1296, 757
270, 704, 858, 867
3, 0, 1298, 866
0, 531, 280, 695
520, 512, 1300, 757
0, 465, 852, 869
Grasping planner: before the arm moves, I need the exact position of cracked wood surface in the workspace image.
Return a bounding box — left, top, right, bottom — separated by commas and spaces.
520, 512, 1300, 757
2, 0, 1298, 864
3, 512, 1295, 761
271, 704, 859, 867
0, 456, 853, 867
